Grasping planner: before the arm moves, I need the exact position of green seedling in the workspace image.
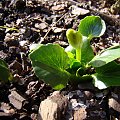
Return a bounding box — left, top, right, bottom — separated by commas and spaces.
29, 16, 120, 90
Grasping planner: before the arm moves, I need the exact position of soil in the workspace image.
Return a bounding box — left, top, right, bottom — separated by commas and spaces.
0, 0, 120, 120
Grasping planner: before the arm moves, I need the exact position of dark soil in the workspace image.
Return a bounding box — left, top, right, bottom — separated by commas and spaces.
0, 0, 120, 120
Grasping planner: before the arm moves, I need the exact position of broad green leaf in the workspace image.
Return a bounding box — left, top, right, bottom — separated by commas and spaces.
78, 16, 106, 40
92, 73, 120, 89
89, 45, 120, 67
95, 61, 120, 74
81, 37, 94, 65
29, 44, 71, 90
0, 59, 13, 82
92, 62, 120, 89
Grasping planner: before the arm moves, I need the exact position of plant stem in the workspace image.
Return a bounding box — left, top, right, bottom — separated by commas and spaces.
76, 48, 81, 61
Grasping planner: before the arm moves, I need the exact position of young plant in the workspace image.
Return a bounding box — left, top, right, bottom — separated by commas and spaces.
29, 16, 120, 90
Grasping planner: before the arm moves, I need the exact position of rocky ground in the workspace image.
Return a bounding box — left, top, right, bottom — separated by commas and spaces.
0, 0, 120, 120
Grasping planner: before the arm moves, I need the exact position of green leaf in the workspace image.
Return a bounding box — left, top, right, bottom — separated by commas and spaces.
0, 59, 13, 82
78, 16, 106, 40
29, 44, 71, 90
81, 37, 94, 65
67, 60, 81, 74
95, 61, 120, 74
89, 45, 120, 67
92, 62, 120, 89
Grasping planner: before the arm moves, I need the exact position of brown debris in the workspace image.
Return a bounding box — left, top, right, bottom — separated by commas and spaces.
0, 51, 7, 59
38, 91, 68, 120
73, 107, 87, 120
109, 98, 120, 112
0, 102, 15, 115
9, 60, 23, 74
8, 91, 26, 110
35, 22, 48, 30
51, 4, 65, 11
71, 5, 90, 15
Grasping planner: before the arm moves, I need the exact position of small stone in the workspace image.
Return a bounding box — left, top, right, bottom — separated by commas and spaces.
8, 91, 26, 110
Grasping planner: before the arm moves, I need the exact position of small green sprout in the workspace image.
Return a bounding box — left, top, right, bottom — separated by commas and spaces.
66, 29, 82, 61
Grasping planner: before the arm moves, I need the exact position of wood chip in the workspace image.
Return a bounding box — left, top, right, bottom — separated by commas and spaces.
8, 91, 26, 110
38, 91, 68, 120
109, 98, 120, 112
73, 107, 87, 120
